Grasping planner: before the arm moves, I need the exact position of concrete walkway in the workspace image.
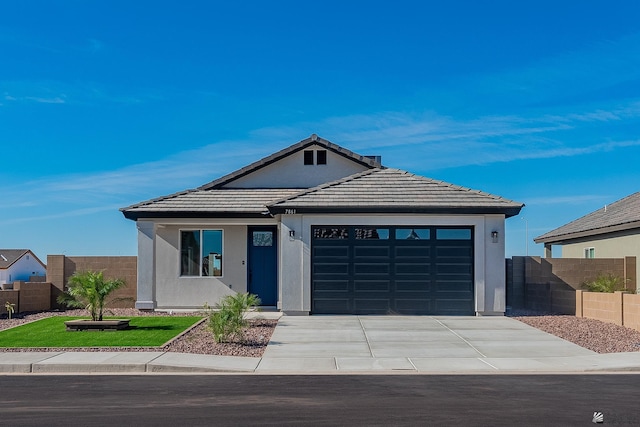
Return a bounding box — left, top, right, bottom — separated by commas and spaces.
2, 315, 640, 374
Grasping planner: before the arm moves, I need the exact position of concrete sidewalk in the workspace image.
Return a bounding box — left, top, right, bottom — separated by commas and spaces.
2, 315, 640, 374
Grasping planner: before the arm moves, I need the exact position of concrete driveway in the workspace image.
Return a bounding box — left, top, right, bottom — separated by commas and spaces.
257, 315, 598, 372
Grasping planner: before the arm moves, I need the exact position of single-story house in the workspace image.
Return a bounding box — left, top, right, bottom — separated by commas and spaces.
534, 191, 640, 282
121, 135, 523, 315
0, 249, 46, 286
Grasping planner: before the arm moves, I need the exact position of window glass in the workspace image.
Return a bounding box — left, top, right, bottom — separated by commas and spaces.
180, 231, 201, 276
395, 228, 430, 240
181, 230, 223, 277
316, 150, 327, 165
253, 231, 273, 247
303, 150, 314, 165
436, 228, 472, 240
355, 228, 389, 239
584, 247, 595, 259
313, 227, 349, 239
202, 230, 223, 276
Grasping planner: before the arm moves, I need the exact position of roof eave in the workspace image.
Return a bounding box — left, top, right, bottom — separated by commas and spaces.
534, 220, 640, 244
121, 211, 274, 221
268, 205, 523, 217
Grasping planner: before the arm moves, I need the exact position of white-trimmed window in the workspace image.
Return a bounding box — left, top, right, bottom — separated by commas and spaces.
303, 149, 327, 165
584, 247, 595, 259
180, 230, 223, 277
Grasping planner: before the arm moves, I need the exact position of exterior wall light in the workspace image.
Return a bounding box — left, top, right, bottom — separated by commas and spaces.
289, 229, 295, 240
491, 231, 499, 243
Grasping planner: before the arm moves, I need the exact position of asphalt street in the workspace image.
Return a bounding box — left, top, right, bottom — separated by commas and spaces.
2, 374, 639, 426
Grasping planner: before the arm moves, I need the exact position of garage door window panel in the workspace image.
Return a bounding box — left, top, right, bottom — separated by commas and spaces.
396, 228, 430, 240
314, 227, 349, 239
355, 228, 389, 239
436, 228, 472, 240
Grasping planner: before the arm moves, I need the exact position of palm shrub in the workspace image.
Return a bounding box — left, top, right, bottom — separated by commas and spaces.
582, 273, 628, 293
4, 301, 15, 319
57, 271, 126, 321
206, 293, 261, 343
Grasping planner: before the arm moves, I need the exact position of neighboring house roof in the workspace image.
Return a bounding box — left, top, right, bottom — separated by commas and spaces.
198, 134, 382, 190
268, 168, 524, 217
121, 189, 302, 220
534, 191, 640, 244
0, 249, 45, 269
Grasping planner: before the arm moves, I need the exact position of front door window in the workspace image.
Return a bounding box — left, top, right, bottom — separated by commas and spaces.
253, 231, 273, 247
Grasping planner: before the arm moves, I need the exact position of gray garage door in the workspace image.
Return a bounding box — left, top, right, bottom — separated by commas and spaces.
311, 226, 474, 315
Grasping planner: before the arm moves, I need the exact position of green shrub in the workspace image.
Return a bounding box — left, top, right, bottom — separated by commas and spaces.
205, 293, 261, 343
582, 273, 628, 293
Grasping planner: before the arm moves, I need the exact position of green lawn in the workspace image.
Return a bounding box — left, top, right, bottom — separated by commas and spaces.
0, 316, 204, 348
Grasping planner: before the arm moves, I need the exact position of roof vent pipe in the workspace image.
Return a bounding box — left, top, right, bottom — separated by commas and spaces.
365, 155, 382, 164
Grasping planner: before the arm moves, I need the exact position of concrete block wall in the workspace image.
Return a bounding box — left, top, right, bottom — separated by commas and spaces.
576, 290, 640, 331
507, 256, 636, 314
0, 290, 19, 316
13, 281, 51, 313
623, 293, 640, 331
47, 255, 137, 309
550, 288, 576, 314
522, 257, 633, 290
46, 254, 66, 308
521, 282, 575, 314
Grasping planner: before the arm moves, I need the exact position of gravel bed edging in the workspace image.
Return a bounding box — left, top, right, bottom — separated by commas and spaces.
509, 311, 640, 354
0, 309, 277, 358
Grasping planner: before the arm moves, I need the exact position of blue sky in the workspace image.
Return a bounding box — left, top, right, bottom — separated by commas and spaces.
2, 0, 640, 260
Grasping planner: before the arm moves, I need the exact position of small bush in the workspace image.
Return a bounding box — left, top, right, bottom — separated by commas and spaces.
582, 273, 628, 293
205, 293, 261, 343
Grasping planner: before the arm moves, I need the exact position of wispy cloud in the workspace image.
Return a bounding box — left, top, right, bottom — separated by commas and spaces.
291, 100, 640, 170
8, 104, 640, 212
1, 205, 121, 225
1, 80, 158, 107
25, 96, 65, 104
3, 92, 66, 105
466, 32, 640, 108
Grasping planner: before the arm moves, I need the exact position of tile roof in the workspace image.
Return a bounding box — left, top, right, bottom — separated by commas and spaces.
121, 189, 301, 220
198, 134, 382, 190
534, 191, 640, 243
267, 168, 524, 217
121, 136, 524, 220
0, 249, 31, 269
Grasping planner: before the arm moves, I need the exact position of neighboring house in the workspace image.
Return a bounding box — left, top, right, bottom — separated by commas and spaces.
0, 249, 46, 285
534, 191, 640, 283
121, 135, 523, 315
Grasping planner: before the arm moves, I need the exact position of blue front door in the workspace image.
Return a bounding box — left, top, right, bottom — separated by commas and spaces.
248, 226, 278, 306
